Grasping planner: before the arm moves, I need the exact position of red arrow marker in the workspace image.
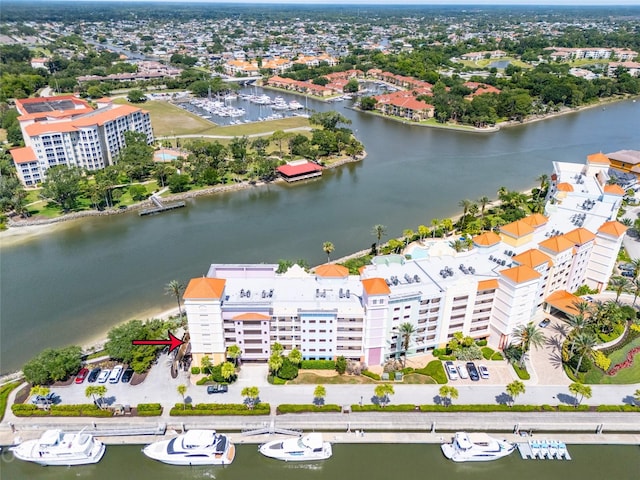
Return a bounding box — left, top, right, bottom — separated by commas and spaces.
132, 331, 184, 353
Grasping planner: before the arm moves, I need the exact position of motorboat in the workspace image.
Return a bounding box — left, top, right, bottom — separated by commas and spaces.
11, 428, 105, 466
259, 433, 332, 462
143, 430, 235, 466
441, 432, 514, 462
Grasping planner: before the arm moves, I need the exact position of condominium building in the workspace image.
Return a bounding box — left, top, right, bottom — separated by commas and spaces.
184, 153, 627, 367
10, 96, 154, 186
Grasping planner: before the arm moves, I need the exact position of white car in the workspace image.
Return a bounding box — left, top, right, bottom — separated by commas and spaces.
108, 365, 123, 383
97, 369, 110, 383
478, 365, 490, 379
445, 361, 459, 381
457, 365, 469, 379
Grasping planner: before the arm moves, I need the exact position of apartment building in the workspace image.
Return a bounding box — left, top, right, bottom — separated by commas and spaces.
10, 96, 154, 186
184, 153, 626, 367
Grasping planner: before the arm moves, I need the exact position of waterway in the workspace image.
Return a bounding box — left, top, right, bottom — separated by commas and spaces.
1, 94, 639, 373
0, 443, 638, 480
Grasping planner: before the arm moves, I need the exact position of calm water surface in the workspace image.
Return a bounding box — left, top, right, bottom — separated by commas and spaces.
1, 96, 639, 372
1, 444, 638, 480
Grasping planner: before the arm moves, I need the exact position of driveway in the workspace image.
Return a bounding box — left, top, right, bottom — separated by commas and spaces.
527, 311, 571, 386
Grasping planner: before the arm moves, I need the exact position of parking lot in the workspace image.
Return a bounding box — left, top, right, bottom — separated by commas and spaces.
442, 360, 517, 386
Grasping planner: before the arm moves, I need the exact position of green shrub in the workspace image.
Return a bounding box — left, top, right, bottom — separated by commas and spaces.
490, 352, 504, 361
475, 339, 488, 347
361, 370, 381, 380
191, 366, 201, 375
277, 404, 342, 414
438, 355, 456, 361
270, 376, 286, 385
351, 404, 418, 412
137, 403, 162, 416
196, 377, 209, 386
12, 404, 48, 416
596, 405, 640, 412
301, 360, 336, 370
335, 356, 347, 374
169, 403, 270, 416
592, 351, 611, 371
278, 358, 299, 380
402, 367, 415, 374
432, 348, 448, 357
541, 404, 555, 411
558, 405, 589, 411
12, 403, 112, 417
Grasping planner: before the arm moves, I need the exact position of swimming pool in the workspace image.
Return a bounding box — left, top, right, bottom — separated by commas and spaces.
156, 152, 178, 161
410, 246, 430, 259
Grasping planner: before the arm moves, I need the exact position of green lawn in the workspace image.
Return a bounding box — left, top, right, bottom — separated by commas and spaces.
288, 372, 377, 385
583, 336, 640, 384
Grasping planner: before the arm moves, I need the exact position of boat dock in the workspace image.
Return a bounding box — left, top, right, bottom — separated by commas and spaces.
139, 196, 186, 216
517, 440, 571, 460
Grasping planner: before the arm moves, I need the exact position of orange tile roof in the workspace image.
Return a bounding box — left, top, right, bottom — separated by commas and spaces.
500, 219, 534, 238
72, 105, 142, 127
183, 277, 226, 299
522, 213, 549, 227
587, 152, 611, 165
472, 231, 501, 246
545, 289, 580, 315
512, 249, 553, 268
597, 220, 628, 238
232, 312, 271, 321
10, 146, 38, 164
538, 235, 576, 253
603, 184, 625, 196
556, 182, 574, 192
361, 277, 391, 295
477, 279, 499, 291
25, 121, 78, 136
564, 227, 596, 245
499, 265, 541, 284
315, 264, 349, 278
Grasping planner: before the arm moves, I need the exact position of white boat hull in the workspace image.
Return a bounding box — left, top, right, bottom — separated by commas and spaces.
441, 432, 515, 462
259, 434, 332, 462
143, 431, 235, 466
11, 434, 105, 466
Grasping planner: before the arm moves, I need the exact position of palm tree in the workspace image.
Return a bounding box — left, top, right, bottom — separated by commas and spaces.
536, 174, 549, 200
572, 300, 592, 318
568, 382, 592, 408
458, 199, 472, 225
322, 241, 335, 262
633, 389, 640, 406
200, 355, 212, 375
417, 225, 429, 240
438, 385, 459, 407
241, 386, 260, 409
608, 275, 630, 303
288, 348, 302, 365
372, 224, 386, 254
268, 353, 283, 378
449, 239, 465, 253
512, 322, 545, 368
177, 384, 187, 410
506, 380, 526, 407
630, 258, 640, 280
226, 344, 242, 366
478, 196, 490, 218
221, 361, 235, 381
441, 218, 454, 235
403, 229, 414, 245
620, 218, 633, 227
85, 385, 107, 410
374, 384, 394, 407
165, 280, 185, 317
430, 218, 440, 237
566, 313, 588, 354
398, 322, 416, 366
313, 385, 326, 406
572, 332, 597, 376
632, 277, 640, 306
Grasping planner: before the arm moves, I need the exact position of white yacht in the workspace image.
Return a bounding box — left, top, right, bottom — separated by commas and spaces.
259, 433, 332, 462
143, 430, 235, 466
11, 429, 105, 466
441, 432, 515, 462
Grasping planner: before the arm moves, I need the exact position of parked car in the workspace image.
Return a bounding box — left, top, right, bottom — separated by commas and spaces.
75, 368, 89, 384
466, 362, 480, 381
87, 367, 101, 383
539, 318, 551, 328
31, 392, 59, 405
456, 364, 469, 379
621, 270, 634, 278
478, 365, 490, 379
207, 384, 228, 394
97, 369, 110, 383
445, 361, 459, 381
121, 368, 134, 383
109, 365, 123, 383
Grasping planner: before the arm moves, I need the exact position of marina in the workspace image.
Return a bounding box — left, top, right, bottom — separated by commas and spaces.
517, 440, 572, 461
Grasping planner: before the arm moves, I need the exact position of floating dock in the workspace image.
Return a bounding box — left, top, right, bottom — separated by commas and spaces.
139, 196, 186, 216
517, 440, 571, 460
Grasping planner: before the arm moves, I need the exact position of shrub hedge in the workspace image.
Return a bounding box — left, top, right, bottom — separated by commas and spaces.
301, 360, 336, 370
351, 404, 418, 412
277, 404, 342, 414
512, 363, 531, 380
481, 347, 495, 360
12, 403, 112, 417
191, 367, 201, 375
361, 370, 381, 380
596, 405, 640, 412
137, 403, 163, 416
169, 403, 270, 416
